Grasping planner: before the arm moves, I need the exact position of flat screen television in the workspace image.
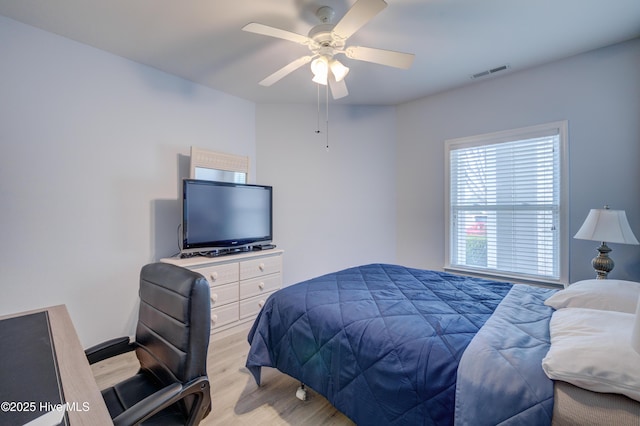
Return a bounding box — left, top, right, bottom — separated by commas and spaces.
182, 179, 272, 252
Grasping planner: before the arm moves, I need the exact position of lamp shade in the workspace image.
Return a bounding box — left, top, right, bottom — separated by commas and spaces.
574, 208, 639, 245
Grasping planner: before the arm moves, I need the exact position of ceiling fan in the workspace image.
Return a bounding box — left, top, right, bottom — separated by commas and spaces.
242, 0, 415, 100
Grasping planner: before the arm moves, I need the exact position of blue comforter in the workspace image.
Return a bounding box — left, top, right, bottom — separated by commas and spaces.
247, 264, 521, 425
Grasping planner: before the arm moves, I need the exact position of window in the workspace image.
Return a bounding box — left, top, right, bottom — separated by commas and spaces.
445, 121, 568, 285
190, 146, 249, 184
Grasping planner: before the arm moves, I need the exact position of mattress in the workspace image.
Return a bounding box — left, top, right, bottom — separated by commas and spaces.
552, 380, 640, 425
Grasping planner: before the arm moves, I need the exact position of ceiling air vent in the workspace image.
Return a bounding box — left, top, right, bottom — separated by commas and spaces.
470, 64, 510, 79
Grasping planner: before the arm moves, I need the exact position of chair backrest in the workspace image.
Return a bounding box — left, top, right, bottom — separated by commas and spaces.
136, 263, 211, 388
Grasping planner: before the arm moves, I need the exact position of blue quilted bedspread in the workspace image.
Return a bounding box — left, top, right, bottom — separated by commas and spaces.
246, 264, 515, 425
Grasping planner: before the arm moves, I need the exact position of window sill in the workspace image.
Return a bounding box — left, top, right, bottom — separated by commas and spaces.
444, 266, 565, 289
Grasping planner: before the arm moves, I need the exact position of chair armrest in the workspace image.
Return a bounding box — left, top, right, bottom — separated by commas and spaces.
112, 377, 211, 426
112, 382, 183, 426
85, 336, 135, 365
179, 376, 212, 424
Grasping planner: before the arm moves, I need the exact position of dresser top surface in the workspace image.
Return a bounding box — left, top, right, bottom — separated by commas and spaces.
161, 248, 283, 267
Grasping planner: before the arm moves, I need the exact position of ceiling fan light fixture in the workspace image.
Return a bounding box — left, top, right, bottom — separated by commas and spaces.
312, 74, 328, 85
311, 56, 329, 85
329, 59, 349, 82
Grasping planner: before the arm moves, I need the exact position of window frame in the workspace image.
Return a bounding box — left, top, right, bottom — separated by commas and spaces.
444, 121, 569, 286
189, 146, 249, 184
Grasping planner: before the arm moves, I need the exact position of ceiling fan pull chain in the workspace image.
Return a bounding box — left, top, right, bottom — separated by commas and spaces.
312, 82, 329, 151
325, 83, 329, 151
315, 83, 321, 134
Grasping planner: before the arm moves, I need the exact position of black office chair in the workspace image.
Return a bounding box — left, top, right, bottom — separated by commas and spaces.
86, 263, 211, 426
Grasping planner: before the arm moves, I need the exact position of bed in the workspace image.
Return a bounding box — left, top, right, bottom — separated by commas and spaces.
246, 264, 640, 425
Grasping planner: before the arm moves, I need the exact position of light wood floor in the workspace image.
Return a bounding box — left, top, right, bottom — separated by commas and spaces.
91, 330, 355, 425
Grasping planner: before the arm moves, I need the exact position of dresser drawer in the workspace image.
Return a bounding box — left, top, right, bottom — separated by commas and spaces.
240, 275, 281, 300
193, 262, 239, 287
210, 282, 238, 308
239, 291, 276, 319
240, 255, 282, 280
211, 303, 238, 329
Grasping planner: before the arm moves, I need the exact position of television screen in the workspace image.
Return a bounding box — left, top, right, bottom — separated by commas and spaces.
182, 179, 272, 251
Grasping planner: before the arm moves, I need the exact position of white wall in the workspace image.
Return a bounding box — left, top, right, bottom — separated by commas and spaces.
0, 16, 256, 347
256, 104, 397, 285
396, 38, 640, 283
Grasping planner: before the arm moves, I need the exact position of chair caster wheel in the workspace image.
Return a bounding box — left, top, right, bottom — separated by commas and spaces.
296, 385, 307, 401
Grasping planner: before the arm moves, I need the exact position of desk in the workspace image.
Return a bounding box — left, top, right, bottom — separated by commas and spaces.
0, 305, 111, 425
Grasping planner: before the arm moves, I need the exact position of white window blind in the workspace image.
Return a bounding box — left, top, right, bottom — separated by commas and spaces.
446, 122, 567, 283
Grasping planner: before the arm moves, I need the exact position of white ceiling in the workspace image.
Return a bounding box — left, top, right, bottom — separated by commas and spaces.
1, 0, 639, 105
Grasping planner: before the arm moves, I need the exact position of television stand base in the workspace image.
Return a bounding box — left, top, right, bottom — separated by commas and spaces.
180, 244, 276, 259
202, 247, 249, 258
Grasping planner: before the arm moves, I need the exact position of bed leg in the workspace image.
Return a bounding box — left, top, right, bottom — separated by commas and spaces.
296, 383, 308, 401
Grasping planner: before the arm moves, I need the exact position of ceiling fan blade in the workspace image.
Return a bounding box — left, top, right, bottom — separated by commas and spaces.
345, 46, 414, 69
328, 74, 349, 99
242, 22, 312, 46
332, 0, 387, 41
259, 55, 314, 86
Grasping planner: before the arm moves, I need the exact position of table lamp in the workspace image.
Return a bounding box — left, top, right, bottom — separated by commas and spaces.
574, 205, 639, 279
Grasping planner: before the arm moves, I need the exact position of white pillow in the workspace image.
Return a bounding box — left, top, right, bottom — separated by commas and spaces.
542, 307, 640, 402
544, 279, 640, 313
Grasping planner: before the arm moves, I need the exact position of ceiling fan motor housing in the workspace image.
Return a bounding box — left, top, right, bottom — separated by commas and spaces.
308, 23, 346, 59
308, 23, 335, 44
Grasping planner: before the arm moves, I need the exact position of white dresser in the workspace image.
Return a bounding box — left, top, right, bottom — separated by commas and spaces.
161, 249, 283, 340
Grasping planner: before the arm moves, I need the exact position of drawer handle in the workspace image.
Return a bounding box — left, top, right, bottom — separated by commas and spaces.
258, 282, 265, 290
258, 299, 265, 308
211, 314, 218, 325
210, 272, 218, 281
211, 294, 218, 303
259, 262, 265, 271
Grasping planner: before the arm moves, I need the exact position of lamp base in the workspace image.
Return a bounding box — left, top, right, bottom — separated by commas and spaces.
592, 242, 614, 279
